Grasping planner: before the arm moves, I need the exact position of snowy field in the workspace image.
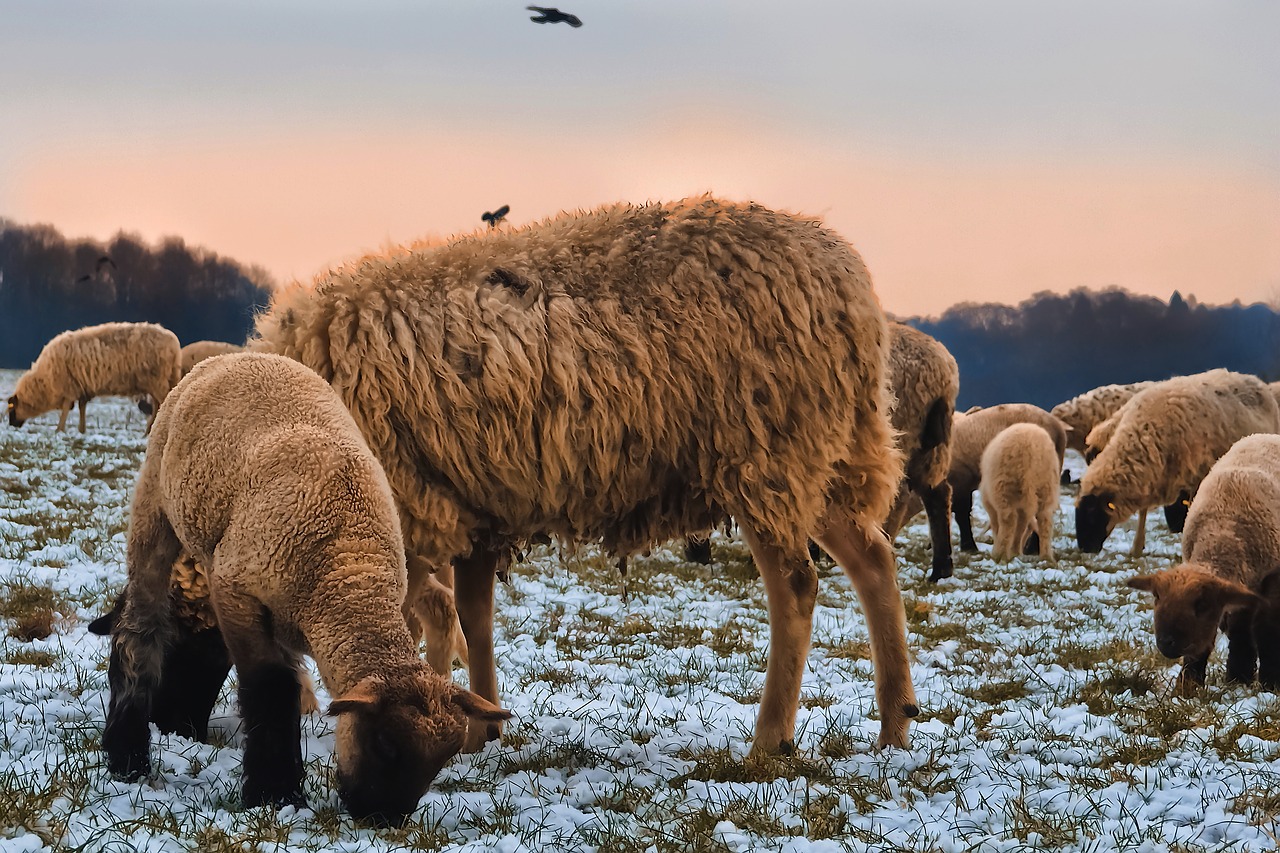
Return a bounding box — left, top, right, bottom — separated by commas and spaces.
2, 368, 1279, 853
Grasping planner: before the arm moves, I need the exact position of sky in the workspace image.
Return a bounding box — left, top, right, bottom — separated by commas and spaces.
1, 0, 1277, 317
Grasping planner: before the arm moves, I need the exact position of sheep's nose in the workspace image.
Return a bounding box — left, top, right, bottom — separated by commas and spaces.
1156, 633, 1180, 658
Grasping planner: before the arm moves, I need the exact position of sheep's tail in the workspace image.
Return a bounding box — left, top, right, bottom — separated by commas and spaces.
919, 397, 952, 453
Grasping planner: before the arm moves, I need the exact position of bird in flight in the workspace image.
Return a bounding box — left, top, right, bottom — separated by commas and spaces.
527, 6, 582, 27
76, 255, 116, 283
482, 205, 511, 228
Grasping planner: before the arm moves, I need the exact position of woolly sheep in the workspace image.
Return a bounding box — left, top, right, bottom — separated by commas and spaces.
1127, 434, 1280, 693
880, 322, 960, 581
180, 340, 244, 375
1077, 369, 1280, 555
102, 353, 508, 825
948, 403, 1067, 553
1052, 381, 1155, 454
7, 322, 180, 433
252, 196, 916, 756
978, 423, 1058, 562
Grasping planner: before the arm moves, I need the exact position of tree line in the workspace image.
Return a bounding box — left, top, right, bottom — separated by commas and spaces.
0, 219, 275, 368
902, 287, 1280, 410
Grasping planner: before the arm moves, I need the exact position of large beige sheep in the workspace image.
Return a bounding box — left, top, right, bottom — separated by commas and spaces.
1128, 433, 1280, 693
948, 403, 1067, 553
103, 353, 507, 825
180, 340, 244, 375
1052, 381, 1156, 454
253, 196, 916, 756
880, 322, 960, 581
1077, 369, 1280, 555
7, 322, 180, 433
979, 423, 1059, 562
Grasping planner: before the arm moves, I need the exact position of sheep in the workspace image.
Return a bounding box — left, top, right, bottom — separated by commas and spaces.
102, 352, 508, 825
180, 340, 244, 376
879, 322, 960, 581
252, 195, 916, 756
7, 322, 180, 433
1052, 381, 1155, 455
1085, 397, 1194, 535
948, 403, 1067, 553
978, 423, 1058, 562
1127, 433, 1280, 694
1077, 369, 1280, 555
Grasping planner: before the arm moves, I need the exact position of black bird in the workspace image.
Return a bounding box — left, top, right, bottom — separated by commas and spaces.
76, 255, 116, 283
482, 205, 510, 228
527, 6, 582, 27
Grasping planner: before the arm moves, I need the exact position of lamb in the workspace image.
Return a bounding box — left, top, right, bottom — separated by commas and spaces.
1127, 433, 1280, 693
880, 322, 960, 581
7, 321, 180, 433
1052, 381, 1155, 454
252, 196, 917, 756
948, 403, 1067, 553
1077, 369, 1280, 555
102, 352, 507, 825
978, 423, 1058, 561
180, 340, 244, 376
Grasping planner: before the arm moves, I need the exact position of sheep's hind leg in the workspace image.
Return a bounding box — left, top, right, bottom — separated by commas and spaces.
77, 395, 89, 433
919, 482, 953, 581
455, 543, 505, 752
953, 489, 978, 552
1254, 598, 1280, 689
815, 507, 917, 749
1225, 609, 1258, 684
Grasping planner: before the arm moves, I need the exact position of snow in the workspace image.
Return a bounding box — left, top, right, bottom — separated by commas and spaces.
1, 368, 1278, 851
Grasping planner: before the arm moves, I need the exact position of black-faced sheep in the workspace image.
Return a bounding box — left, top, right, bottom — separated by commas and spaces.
102, 353, 507, 825
880, 322, 959, 581
7, 322, 180, 433
1077, 369, 1280, 555
1085, 398, 1193, 535
948, 404, 1067, 553
1052, 381, 1155, 455
1127, 433, 1280, 694
252, 196, 916, 756
978, 423, 1058, 562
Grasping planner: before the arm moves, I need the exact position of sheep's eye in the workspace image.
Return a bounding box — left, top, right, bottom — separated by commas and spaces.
1106, 502, 1116, 512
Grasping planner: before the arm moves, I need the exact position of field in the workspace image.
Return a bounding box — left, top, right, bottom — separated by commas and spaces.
2, 370, 1279, 852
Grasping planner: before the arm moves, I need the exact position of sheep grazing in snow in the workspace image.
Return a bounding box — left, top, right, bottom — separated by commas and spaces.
948, 404, 1067, 553
1077, 369, 1280, 555
252, 196, 917, 756
1052, 381, 1155, 455
180, 340, 243, 376
880, 322, 960, 581
7, 322, 180, 434
978, 423, 1059, 562
1128, 433, 1280, 694
103, 353, 508, 825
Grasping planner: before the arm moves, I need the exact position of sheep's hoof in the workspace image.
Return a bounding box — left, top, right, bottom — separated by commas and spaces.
242, 780, 306, 810
903, 703, 920, 718
928, 561, 953, 582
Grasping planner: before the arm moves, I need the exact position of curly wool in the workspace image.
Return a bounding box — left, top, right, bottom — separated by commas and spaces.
979, 423, 1059, 561
886, 324, 958, 501
253, 196, 903, 566
1081, 370, 1280, 522
950, 403, 1067, 497
1052, 381, 1156, 453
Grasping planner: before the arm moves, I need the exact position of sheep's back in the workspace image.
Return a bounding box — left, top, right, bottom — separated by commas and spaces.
1183, 434, 1280, 588
43, 322, 178, 398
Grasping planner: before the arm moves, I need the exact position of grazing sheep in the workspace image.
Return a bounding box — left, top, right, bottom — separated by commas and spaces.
253, 196, 916, 756
948, 404, 1067, 553
1052, 381, 1156, 454
1086, 400, 1194, 535
978, 424, 1058, 562
880, 322, 960, 581
180, 340, 244, 375
1077, 370, 1280, 555
7, 322, 180, 433
102, 353, 507, 825
1127, 434, 1280, 693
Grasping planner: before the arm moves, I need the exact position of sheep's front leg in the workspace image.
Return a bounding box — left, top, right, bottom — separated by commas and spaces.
1254, 600, 1280, 690
77, 395, 90, 433
153, 625, 231, 741
953, 489, 978, 552
55, 401, 73, 432
1225, 608, 1258, 684
1036, 505, 1055, 561
816, 508, 917, 749
210, 584, 305, 809
919, 482, 953, 581
1130, 508, 1148, 556
1176, 651, 1209, 696
455, 544, 504, 751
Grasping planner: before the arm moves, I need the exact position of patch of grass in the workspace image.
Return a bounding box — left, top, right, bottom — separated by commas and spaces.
2, 647, 57, 667
961, 679, 1031, 704
1096, 740, 1168, 769
674, 745, 835, 785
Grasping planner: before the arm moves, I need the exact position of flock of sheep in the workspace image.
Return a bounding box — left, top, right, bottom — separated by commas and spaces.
5, 195, 1280, 829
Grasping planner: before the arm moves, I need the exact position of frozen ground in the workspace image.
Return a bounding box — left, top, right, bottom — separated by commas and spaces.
1, 368, 1279, 852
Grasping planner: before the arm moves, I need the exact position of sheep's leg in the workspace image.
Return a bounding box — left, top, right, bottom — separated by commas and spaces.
953, 489, 978, 552
455, 543, 504, 751
1130, 508, 1147, 557
919, 482, 953, 582
815, 508, 917, 750
1225, 608, 1258, 684
77, 395, 90, 433
1036, 505, 1055, 561
55, 401, 72, 432
152, 625, 231, 742
211, 582, 306, 809
1254, 601, 1280, 689
684, 535, 712, 565
1175, 651, 1209, 696
881, 483, 913, 540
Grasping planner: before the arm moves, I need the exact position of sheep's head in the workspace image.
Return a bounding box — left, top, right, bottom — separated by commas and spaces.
1075, 492, 1120, 552
9, 373, 54, 426
6, 394, 20, 427
328, 666, 510, 827
1163, 491, 1192, 534
1127, 565, 1261, 660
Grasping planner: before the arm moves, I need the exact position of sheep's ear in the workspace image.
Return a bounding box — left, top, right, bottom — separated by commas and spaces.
1259, 569, 1280, 601
1206, 577, 1263, 612
327, 676, 383, 716
450, 688, 513, 723
87, 612, 116, 636
1127, 575, 1159, 593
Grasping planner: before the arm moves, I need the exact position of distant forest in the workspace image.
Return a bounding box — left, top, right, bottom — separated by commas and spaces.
902, 288, 1280, 410
0, 220, 274, 368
